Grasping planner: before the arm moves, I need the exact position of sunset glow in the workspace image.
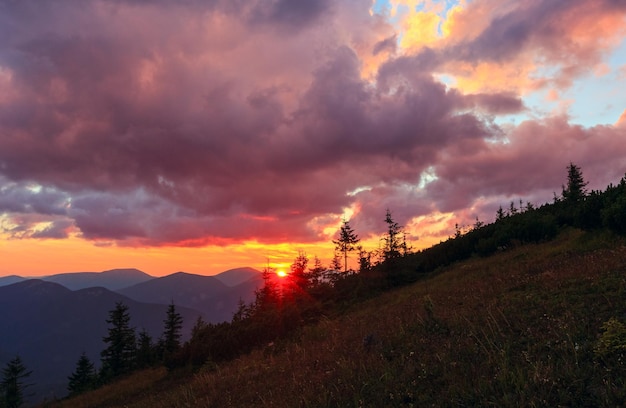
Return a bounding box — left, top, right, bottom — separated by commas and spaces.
1, 0, 626, 278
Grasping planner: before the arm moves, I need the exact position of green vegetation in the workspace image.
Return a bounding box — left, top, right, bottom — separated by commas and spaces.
44, 165, 626, 406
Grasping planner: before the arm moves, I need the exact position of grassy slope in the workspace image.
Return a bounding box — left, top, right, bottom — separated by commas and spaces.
49, 229, 626, 407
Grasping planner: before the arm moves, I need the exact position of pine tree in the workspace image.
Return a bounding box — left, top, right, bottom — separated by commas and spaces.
330, 252, 342, 271
232, 299, 250, 323
100, 302, 136, 381
254, 266, 281, 311
190, 315, 208, 337
67, 353, 97, 396
383, 209, 402, 261
333, 218, 360, 272
288, 251, 309, 292
562, 162, 588, 202
308, 256, 325, 285
136, 329, 157, 368
508, 201, 518, 216
496, 206, 505, 221
1, 356, 32, 408
250, 265, 284, 339
161, 302, 183, 356
357, 245, 371, 273
473, 217, 484, 230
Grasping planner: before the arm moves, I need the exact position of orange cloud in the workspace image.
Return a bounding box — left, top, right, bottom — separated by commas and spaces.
439, 0, 513, 45
400, 11, 442, 50
617, 110, 626, 128
445, 59, 539, 95
400, 1, 626, 95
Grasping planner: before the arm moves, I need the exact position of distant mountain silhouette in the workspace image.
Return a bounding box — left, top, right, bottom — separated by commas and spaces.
117, 271, 264, 323
0, 279, 203, 404
118, 271, 227, 303
42, 268, 154, 290
0, 267, 266, 401
207, 272, 266, 321
0, 275, 26, 287
212, 267, 262, 287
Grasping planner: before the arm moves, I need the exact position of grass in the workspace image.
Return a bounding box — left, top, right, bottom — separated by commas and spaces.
46, 229, 626, 407
50, 368, 168, 408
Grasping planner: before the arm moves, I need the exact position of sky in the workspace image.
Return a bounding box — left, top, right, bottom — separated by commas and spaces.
1, 0, 626, 277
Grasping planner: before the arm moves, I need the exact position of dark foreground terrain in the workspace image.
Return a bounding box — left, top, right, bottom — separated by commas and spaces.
47, 228, 626, 407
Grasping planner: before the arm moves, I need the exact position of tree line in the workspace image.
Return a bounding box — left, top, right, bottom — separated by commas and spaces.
66, 301, 184, 396
0, 301, 184, 406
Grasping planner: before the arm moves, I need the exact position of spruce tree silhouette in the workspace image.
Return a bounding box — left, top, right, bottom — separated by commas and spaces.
67, 353, 97, 396
383, 209, 402, 261
562, 162, 588, 202
161, 302, 183, 357
333, 218, 360, 272
100, 302, 136, 381
1, 356, 32, 408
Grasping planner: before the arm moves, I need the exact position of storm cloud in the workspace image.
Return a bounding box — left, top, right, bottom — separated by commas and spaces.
1, 0, 625, 246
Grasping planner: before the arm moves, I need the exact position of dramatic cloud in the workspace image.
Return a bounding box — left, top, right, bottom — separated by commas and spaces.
0, 0, 625, 252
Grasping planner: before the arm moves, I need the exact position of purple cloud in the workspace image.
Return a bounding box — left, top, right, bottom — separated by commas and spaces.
0, 0, 625, 246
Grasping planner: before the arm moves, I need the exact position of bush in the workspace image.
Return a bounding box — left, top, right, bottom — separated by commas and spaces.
595, 317, 626, 366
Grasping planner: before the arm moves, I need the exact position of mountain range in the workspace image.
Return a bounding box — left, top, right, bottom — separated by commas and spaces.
0, 266, 260, 290
0, 267, 262, 404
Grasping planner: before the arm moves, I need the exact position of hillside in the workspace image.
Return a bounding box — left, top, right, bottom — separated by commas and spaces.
51, 229, 626, 407
0, 281, 202, 403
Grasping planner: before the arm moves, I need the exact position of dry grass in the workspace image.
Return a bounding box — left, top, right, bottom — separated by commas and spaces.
50, 229, 626, 407
48, 368, 168, 408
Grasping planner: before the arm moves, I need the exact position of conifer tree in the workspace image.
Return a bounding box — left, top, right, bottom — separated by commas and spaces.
333, 218, 360, 272
308, 256, 325, 285
232, 300, 251, 323
383, 209, 402, 261
562, 162, 588, 202
67, 353, 97, 396
1, 356, 32, 408
250, 265, 284, 339
254, 266, 281, 311
357, 245, 372, 273
288, 251, 309, 292
161, 302, 183, 356
330, 252, 342, 271
136, 329, 157, 368
190, 315, 208, 337
496, 206, 505, 221
100, 302, 136, 381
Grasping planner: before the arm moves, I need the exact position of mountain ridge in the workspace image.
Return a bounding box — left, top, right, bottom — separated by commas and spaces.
116, 269, 263, 323
0, 266, 262, 290
41, 268, 154, 291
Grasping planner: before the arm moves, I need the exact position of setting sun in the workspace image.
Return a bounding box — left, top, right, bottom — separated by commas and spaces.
276, 270, 288, 278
